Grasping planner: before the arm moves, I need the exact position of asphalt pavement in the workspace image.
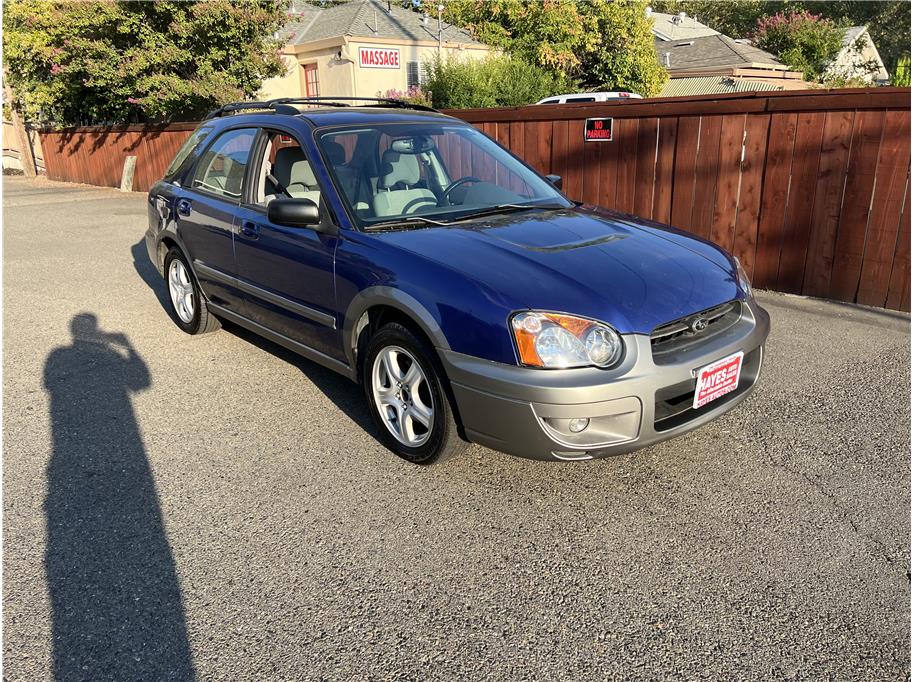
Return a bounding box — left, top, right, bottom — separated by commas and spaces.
3, 176, 910, 680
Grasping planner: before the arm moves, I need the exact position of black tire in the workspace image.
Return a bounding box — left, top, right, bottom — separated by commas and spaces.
163, 247, 220, 335
362, 322, 467, 464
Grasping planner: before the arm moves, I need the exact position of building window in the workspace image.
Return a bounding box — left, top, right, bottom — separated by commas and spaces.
406, 61, 424, 89
304, 63, 320, 97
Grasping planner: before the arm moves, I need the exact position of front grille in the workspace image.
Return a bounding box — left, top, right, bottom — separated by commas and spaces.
650, 301, 742, 363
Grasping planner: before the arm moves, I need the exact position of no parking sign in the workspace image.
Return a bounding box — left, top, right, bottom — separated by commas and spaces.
584, 118, 613, 142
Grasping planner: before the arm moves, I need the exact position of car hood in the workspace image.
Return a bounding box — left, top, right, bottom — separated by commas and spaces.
375, 207, 741, 334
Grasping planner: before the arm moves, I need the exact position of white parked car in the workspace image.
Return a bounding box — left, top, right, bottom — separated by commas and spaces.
536, 92, 643, 105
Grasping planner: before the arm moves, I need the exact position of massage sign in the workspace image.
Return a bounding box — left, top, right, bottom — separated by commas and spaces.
359, 47, 401, 69
584, 118, 613, 142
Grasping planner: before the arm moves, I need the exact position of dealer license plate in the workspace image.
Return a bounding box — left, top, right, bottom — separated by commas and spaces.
693, 351, 744, 409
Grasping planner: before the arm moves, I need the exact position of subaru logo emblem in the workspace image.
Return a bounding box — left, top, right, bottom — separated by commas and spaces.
690, 317, 708, 333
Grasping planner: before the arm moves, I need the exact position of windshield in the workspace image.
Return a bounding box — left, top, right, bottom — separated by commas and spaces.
315, 123, 572, 229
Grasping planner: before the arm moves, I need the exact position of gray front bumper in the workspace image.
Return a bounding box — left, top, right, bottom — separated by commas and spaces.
442, 299, 770, 461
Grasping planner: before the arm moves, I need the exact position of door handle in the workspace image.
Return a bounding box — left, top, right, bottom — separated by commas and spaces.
239, 220, 259, 239
175, 198, 192, 216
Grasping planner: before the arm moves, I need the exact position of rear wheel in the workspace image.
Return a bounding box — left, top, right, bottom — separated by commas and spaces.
164, 247, 220, 335
363, 322, 466, 464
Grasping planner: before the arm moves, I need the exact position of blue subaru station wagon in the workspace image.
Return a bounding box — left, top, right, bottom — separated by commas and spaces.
145, 97, 769, 464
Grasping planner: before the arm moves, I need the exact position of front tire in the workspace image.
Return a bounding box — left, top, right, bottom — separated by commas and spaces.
363, 322, 466, 464
163, 247, 220, 335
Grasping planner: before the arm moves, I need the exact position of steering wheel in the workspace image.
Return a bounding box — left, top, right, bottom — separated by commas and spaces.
441, 176, 482, 205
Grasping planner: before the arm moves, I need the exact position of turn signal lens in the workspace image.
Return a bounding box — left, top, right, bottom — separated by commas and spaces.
734, 256, 752, 297
511, 312, 623, 368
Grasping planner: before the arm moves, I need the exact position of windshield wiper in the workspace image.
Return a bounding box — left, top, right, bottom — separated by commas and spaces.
448, 202, 568, 222
367, 215, 453, 229
365, 202, 568, 230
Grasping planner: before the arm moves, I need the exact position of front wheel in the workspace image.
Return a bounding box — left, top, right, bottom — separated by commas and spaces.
363, 323, 466, 464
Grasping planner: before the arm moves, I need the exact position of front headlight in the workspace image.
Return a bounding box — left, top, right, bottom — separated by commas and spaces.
734, 256, 752, 297
511, 312, 623, 368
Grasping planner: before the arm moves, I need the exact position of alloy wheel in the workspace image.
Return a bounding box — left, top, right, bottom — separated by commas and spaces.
371, 345, 434, 447
168, 259, 195, 324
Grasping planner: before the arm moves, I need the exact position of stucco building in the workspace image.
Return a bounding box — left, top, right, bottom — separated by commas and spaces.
825, 26, 889, 85
260, 0, 492, 101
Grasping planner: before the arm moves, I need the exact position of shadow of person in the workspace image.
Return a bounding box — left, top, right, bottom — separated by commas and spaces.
131, 238, 171, 310
43, 313, 196, 681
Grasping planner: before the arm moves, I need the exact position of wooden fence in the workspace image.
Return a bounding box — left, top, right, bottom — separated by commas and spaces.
39, 123, 199, 194
38, 88, 910, 310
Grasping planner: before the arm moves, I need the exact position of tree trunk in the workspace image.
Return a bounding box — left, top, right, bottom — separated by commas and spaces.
4, 80, 37, 177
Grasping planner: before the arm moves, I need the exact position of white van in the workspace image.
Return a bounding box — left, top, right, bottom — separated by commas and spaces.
536, 92, 643, 105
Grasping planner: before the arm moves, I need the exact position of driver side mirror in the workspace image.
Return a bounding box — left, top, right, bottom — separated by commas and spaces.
267, 197, 320, 228
545, 174, 563, 190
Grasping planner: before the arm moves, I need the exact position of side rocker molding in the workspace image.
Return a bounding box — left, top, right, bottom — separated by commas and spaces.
209, 303, 356, 381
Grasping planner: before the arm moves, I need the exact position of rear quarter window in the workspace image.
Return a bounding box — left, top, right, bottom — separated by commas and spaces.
164, 127, 212, 181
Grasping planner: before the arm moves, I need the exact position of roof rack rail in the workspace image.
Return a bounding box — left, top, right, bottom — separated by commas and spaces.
275, 96, 438, 113
204, 96, 437, 119
203, 101, 278, 120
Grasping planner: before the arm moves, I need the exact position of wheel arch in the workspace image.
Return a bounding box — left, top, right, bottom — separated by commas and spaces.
343, 287, 451, 378
157, 231, 208, 297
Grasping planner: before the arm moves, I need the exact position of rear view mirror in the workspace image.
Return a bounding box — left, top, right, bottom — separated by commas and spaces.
267, 197, 320, 228
390, 136, 435, 154
545, 174, 563, 190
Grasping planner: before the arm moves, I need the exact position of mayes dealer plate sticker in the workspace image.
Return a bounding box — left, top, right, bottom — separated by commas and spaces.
693, 351, 744, 409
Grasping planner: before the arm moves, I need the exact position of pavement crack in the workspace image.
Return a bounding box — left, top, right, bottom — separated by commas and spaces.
754, 422, 908, 585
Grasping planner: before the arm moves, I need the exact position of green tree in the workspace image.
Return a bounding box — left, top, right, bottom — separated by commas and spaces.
753, 9, 845, 82
424, 54, 577, 109
891, 55, 911, 87
437, 0, 667, 97
3, 0, 286, 125
579, 0, 667, 96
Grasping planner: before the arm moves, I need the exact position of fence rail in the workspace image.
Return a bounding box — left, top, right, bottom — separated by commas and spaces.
37, 88, 911, 311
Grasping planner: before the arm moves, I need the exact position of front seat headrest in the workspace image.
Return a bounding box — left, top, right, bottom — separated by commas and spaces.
322, 140, 346, 166
273, 147, 317, 188
379, 150, 421, 189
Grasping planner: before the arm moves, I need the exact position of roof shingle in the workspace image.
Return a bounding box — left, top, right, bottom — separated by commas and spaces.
283, 0, 483, 46
654, 34, 783, 72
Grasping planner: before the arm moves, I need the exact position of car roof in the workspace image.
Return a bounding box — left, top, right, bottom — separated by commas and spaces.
296, 107, 459, 128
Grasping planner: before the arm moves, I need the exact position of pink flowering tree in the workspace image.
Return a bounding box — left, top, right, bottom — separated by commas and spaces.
378, 86, 433, 108
3, 0, 286, 125
752, 10, 845, 83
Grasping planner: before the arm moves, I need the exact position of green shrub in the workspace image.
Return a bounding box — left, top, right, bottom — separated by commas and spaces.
891, 55, 911, 87
424, 54, 577, 109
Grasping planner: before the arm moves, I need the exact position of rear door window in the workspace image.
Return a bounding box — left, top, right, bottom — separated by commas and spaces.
190, 128, 258, 201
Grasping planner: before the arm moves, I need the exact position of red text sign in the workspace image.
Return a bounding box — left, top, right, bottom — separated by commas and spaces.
359, 47, 401, 69
584, 118, 613, 142
693, 351, 743, 409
